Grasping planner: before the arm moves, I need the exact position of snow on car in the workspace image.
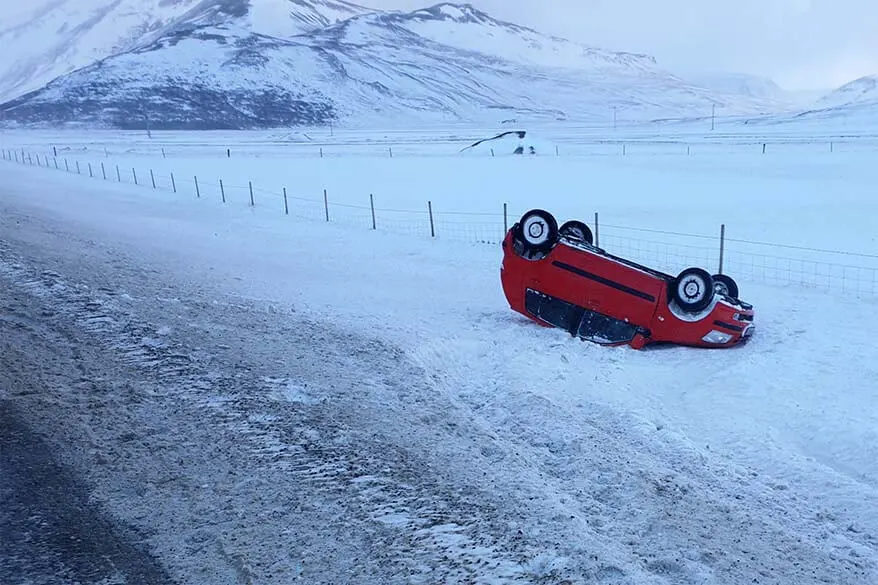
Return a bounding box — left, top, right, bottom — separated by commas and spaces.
500, 209, 755, 349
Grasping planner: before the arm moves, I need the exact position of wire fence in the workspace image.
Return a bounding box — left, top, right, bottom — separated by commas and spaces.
4, 146, 877, 299
19, 134, 878, 161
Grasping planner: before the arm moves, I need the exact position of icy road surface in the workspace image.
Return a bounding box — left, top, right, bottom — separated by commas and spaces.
1, 164, 877, 584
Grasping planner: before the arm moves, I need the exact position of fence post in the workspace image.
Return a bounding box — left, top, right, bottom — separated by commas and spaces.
389, 146, 393, 158
718, 224, 726, 275
13, 151, 17, 163
555, 145, 559, 156
320, 147, 323, 158
36, 155, 41, 167
220, 179, 226, 203
88, 163, 93, 177
116, 165, 121, 182
323, 189, 329, 222
283, 187, 289, 215
830, 142, 834, 153
622, 144, 627, 156
101, 162, 106, 179
428, 200, 435, 238
65, 159, 69, 172
53, 146, 57, 157
226, 148, 230, 158
132, 168, 138, 185
249, 181, 254, 206
151, 169, 156, 189
194, 176, 200, 198
44, 155, 49, 167
687, 145, 690, 156
762, 143, 766, 154
594, 212, 600, 247
162, 147, 166, 159
171, 172, 176, 193
503, 203, 508, 234
370, 193, 376, 230
28, 153, 33, 165
76, 161, 80, 174
491, 148, 494, 157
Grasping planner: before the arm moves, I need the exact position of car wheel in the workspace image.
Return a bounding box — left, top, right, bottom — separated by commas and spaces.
712, 274, 739, 298
671, 267, 715, 312
516, 209, 558, 252
559, 220, 594, 245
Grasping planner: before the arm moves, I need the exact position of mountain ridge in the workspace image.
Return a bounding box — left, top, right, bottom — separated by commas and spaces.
0, 1, 806, 129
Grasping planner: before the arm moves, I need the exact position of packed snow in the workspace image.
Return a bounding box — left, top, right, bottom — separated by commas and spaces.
1, 122, 877, 584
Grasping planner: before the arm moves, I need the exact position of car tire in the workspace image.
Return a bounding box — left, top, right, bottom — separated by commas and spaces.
671, 267, 715, 313
559, 220, 594, 245
711, 274, 739, 298
516, 209, 558, 253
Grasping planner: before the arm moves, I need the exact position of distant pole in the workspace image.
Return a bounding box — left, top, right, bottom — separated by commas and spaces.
220, 179, 225, 203
711, 104, 716, 131
613, 106, 617, 131
323, 189, 329, 222
283, 187, 289, 215
370, 194, 376, 230
249, 181, 254, 206
428, 201, 435, 237
718, 224, 726, 274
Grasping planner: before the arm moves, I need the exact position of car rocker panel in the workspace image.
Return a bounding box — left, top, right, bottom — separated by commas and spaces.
501, 209, 755, 349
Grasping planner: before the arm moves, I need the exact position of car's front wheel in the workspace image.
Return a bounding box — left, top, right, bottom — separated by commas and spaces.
712, 274, 739, 298
670, 267, 715, 312
515, 209, 558, 253
559, 220, 594, 245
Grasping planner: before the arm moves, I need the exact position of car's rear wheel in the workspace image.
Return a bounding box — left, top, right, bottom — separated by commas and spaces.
516, 209, 558, 252
559, 220, 594, 245
671, 267, 714, 312
712, 274, 739, 298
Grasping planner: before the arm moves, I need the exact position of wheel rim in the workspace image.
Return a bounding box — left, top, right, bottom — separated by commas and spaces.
523, 217, 549, 245
678, 276, 706, 303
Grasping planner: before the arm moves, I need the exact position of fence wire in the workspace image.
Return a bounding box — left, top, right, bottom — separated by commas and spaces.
4, 147, 877, 298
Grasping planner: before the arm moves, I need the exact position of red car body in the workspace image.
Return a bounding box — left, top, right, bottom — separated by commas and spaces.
500, 213, 755, 349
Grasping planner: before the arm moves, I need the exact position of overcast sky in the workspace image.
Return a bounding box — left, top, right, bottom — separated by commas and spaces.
370, 0, 877, 91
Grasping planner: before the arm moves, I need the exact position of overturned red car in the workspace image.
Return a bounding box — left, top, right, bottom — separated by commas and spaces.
500, 209, 755, 349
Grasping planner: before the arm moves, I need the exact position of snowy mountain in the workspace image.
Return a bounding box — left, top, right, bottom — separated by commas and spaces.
682, 72, 802, 107
817, 74, 878, 108
0, 0, 372, 104
733, 74, 878, 130
0, 2, 788, 129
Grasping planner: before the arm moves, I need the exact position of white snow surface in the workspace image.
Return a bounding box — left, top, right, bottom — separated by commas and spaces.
1, 125, 877, 584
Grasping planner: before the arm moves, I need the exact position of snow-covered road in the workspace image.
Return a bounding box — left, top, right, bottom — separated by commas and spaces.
1, 163, 876, 584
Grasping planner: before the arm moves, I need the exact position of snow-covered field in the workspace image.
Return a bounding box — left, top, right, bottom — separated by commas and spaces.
1, 126, 877, 584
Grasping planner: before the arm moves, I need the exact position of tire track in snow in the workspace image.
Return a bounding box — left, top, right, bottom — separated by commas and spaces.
405, 329, 878, 585
0, 242, 605, 584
